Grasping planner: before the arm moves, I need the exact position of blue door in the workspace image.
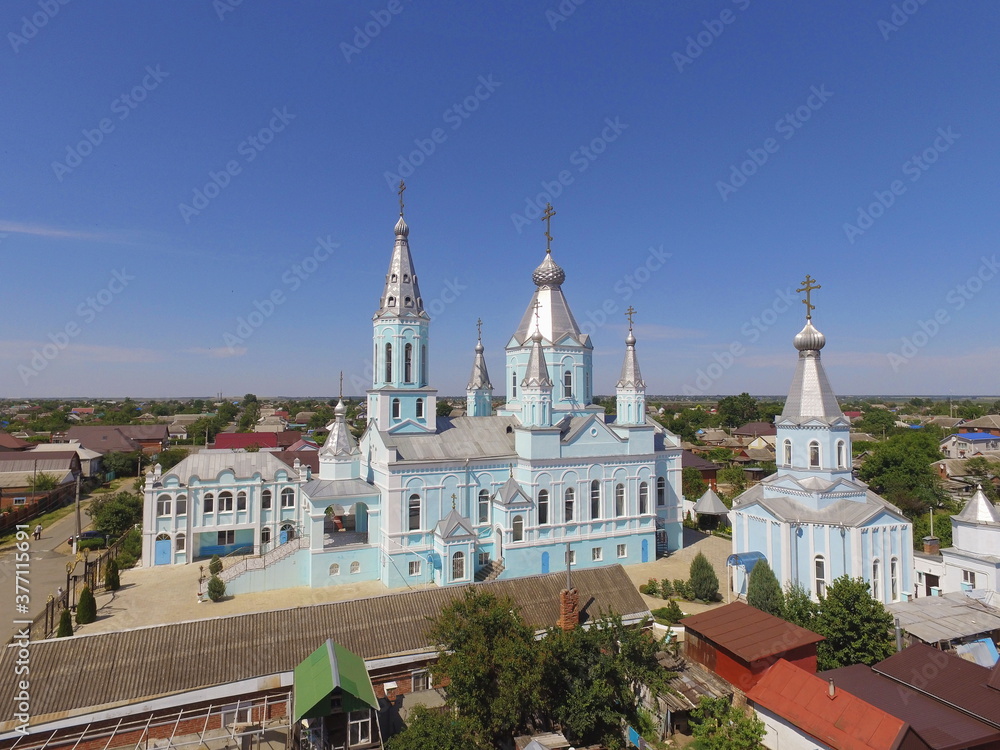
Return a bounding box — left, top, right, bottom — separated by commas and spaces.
154, 539, 171, 565
279, 528, 288, 545
641, 538, 649, 563
541, 551, 550, 574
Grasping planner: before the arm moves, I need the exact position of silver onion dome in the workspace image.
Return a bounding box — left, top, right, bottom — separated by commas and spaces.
793, 320, 826, 352
394, 215, 409, 237
532, 250, 565, 287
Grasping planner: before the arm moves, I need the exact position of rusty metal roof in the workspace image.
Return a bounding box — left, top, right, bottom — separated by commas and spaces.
680, 601, 824, 663
823, 664, 1000, 750
0, 566, 647, 729
748, 659, 914, 750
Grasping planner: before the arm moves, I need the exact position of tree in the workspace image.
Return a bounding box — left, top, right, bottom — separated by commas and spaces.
689, 552, 719, 601
154, 447, 189, 472
854, 407, 897, 437
57, 608, 73, 637
691, 696, 765, 750
427, 589, 541, 745
814, 576, 894, 670
105, 558, 121, 591
707, 447, 736, 465
683, 467, 708, 501
28, 472, 60, 491
436, 399, 453, 417
87, 491, 143, 538
386, 705, 486, 750
963, 457, 1000, 502
209, 554, 223, 575
718, 466, 746, 495
76, 585, 97, 624
207, 575, 226, 602
782, 583, 818, 629
857, 430, 946, 514
747, 559, 783, 617
717, 393, 760, 428
101, 451, 146, 479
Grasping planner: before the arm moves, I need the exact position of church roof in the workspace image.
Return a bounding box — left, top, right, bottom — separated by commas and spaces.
734, 481, 906, 527
522, 330, 553, 388
954, 486, 1000, 525
512, 249, 590, 347
467, 337, 492, 390
435, 509, 476, 539
694, 488, 729, 515
616, 329, 644, 389
779, 319, 845, 425
496, 475, 533, 506
375, 213, 427, 320
158, 451, 299, 485
381, 416, 518, 462
320, 400, 358, 458
301, 477, 378, 501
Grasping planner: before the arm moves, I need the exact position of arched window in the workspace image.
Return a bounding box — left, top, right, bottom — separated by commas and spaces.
280, 522, 295, 541
590, 480, 601, 519
408, 494, 420, 531
385, 343, 393, 382
836, 440, 846, 469
615, 483, 625, 516
387, 296, 396, 307
478, 489, 489, 523
176, 494, 187, 516
452, 551, 465, 580
404, 296, 412, 307
538, 490, 549, 525
563, 370, 573, 399
402, 273, 409, 283
512, 515, 524, 542
350, 561, 360, 574
204, 492, 214, 513
416, 398, 424, 419
809, 441, 820, 469
639, 482, 649, 514
330, 563, 340, 576
511, 371, 517, 399
261, 489, 272, 509
261, 527, 271, 545
656, 477, 665, 506
156, 494, 171, 517
237, 491, 247, 511
392, 398, 401, 419
219, 491, 233, 512
783, 439, 792, 466
564, 487, 575, 522
280, 488, 294, 508
176, 533, 185, 552
890, 557, 899, 602
872, 559, 880, 599
421, 345, 427, 385
814, 555, 827, 598
404, 343, 413, 382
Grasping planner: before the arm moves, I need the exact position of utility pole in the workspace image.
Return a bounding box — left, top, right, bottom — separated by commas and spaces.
75, 474, 82, 542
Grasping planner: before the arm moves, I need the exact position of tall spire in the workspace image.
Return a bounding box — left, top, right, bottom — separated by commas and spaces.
321, 387, 357, 458
378, 180, 424, 319
616, 306, 645, 389
467, 318, 492, 390
616, 307, 646, 425
781, 275, 842, 421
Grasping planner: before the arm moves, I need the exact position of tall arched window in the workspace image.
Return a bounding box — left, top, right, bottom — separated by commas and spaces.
564, 487, 575, 522
176, 533, 185, 552
836, 440, 846, 469
404, 343, 413, 382
511, 371, 517, 399
237, 491, 247, 511
590, 480, 601, 519
392, 398, 400, 419
280, 488, 294, 507
219, 491, 233, 512
452, 551, 465, 580
421, 345, 427, 385
809, 441, 820, 469
814, 555, 827, 598
512, 515, 524, 542
261, 489, 272, 509
261, 527, 271, 545
639, 482, 649, 514
872, 559, 880, 599
408, 494, 420, 531
478, 489, 489, 523
204, 492, 214, 513
416, 398, 424, 419
538, 490, 549, 525
890, 557, 899, 602
656, 477, 665, 506
563, 370, 573, 399
783, 439, 792, 466
385, 343, 393, 382
615, 483, 625, 516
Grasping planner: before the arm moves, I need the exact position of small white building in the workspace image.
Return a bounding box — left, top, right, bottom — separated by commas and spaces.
941, 486, 1000, 594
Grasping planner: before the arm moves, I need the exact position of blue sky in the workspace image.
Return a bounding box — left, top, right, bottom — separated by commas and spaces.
3, 1, 998, 398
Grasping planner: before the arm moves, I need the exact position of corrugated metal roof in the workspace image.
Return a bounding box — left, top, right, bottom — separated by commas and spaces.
159, 451, 298, 485
887, 592, 1000, 645
693, 488, 728, 515
657, 655, 732, 712
384, 416, 518, 462
874, 643, 1000, 728
734, 482, 905, 527
301, 477, 378, 500
748, 659, 911, 750
680, 601, 823, 663
0, 566, 647, 726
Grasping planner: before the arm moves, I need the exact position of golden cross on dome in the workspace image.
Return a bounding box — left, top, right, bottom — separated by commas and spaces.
797, 275, 821, 320
451, 493, 457, 511
397, 179, 406, 217
542, 202, 556, 252
533, 300, 542, 331
625, 305, 637, 331
476, 317, 483, 340
339, 371, 343, 399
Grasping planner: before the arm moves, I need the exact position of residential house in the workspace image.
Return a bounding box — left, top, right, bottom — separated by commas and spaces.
887, 589, 1000, 649
214, 432, 280, 451
962, 415, 1000, 436
0, 451, 81, 511
682, 450, 719, 491
941, 433, 1000, 459
734, 421, 777, 439
30, 441, 103, 478
0, 433, 31, 452
926, 415, 966, 430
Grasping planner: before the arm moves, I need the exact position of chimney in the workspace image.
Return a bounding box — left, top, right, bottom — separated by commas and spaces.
828, 679, 835, 699
558, 587, 579, 631
922, 536, 940, 555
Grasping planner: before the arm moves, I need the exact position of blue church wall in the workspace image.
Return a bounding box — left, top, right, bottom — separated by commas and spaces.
226, 547, 310, 595
197, 528, 254, 559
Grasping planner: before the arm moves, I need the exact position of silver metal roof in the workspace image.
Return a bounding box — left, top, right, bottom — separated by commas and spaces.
382, 416, 518, 462
467, 338, 492, 390
320, 403, 358, 458
888, 591, 1000, 644
375, 214, 427, 320
734, 481, 906, 526
301, 477, 377, 501
434, 509, 476, 539
161, 451, 297, 485
694, 488, 729, 515
954, 486, 1000, 525
616, 332, 645, 389
522, 330, 553, 388
512, 286, 588, 347
780, 349, 844, 422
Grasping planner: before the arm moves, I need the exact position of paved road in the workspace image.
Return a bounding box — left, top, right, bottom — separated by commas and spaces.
1, 498, 95, 642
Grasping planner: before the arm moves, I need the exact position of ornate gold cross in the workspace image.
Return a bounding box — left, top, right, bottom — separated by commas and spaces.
476, 317, 483, 340
797, 275, 821, 320
625, 305, 637, 331
397, 179, 406, 216
542, 202, 556, 251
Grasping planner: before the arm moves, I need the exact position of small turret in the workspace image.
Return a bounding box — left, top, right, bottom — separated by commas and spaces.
466, 319, 493, 417
615, 307, 646, 425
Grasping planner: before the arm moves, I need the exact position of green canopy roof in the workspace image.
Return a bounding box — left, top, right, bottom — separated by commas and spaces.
293, 640, 378, 722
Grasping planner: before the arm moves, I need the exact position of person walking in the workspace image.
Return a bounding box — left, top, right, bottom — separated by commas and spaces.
33, 524, 42, 540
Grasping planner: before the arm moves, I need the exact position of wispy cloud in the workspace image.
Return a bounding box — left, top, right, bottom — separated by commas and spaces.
0, 340, 164, 364
0, 220, 136, 243
185, 346, 247, 358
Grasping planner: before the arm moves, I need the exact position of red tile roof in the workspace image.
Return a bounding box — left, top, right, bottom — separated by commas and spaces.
273, 451, 319, 474
275, 431, 303, 448
680, 601, 824, 663
214, 433, 279, 450
0, 433, 32, 450
734, 421, 777, 436
748, 660, 914, 750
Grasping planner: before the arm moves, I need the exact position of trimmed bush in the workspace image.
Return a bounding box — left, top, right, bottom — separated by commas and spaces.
208, 555, 223, 576
747, 558, 783, 617
57, 608, 73, 637
689, 552, 720, 602
674, 579, 692, 600
207, 575, 226, 602
651, 600, 685, 625
116, 528, 142, 569
638, 578, 658, 595
105, 558, 121, 591
76, 585, 97, 624
660, 578, 674, 598
77, 538, 107, 551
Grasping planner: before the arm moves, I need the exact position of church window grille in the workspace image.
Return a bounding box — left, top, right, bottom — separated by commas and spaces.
329, 564, 339, 576
591, 480, 601, 519
261, 490, 272, 509
814, 555, 827, 598
511, 371, 517, 399
564, 487, 575, 522
836, 440, 846, 469
478, 489, 490, 523
281, 488, 294, 508
204, 492, 214, 513
890, 557, 899, 601
512, 515, 524, 542
639, 482, 649, 514
219, 491, 233, 512
452, 551, 465, 580
538, 490, 549, 525
392, 398, 401, 419
563, 370, 572, 398
156, 495, 171, 517
809, 441, 820, 469
656, 477, 665, 506
615, 483, 625, 517
385, 344, 393, 382
416, 398, 424, 419
783, 440, 792, 466
404, 344, 413, 382
408, 494, 420, 531
237, 491, 247, 511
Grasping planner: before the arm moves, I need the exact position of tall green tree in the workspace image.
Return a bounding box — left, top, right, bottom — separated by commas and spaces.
691, 696, 765, 750
689, 552, 720, 601
746, 559, 784, 617
386, 705, 485, 750
857, 430, 946, 514
76, 585, 97, 624
717, 393, 760, 428
782, 583, 818, 629
814, 576, 894, 670
87, 491, 143, 538
683, 467, 708, 501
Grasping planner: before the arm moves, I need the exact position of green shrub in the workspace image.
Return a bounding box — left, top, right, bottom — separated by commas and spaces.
57, 608, 73, 637
105, 558, 120, 591
209, 555, 223, 575
690, 552, 720, 602
660, 578, 674, 598
674, 579, 692, 600
77, 538, 106, 551
638, 578, 658, 595
76, 585, 97, 624
651, 600, 685, 625
115, 528, 142, 569
207, 575, 226, 602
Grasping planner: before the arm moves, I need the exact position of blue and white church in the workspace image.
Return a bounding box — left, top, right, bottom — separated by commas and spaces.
143, 196, 684, 593
729, 279, 914, 605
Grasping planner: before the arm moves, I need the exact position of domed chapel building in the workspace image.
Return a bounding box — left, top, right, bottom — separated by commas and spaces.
143, 194, 685, 592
